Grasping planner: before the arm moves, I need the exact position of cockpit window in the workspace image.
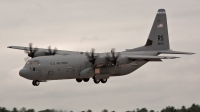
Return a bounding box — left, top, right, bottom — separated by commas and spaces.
26, 60, 40, 66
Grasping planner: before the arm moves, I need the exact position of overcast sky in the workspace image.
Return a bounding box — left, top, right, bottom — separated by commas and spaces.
0, 0, 200, 112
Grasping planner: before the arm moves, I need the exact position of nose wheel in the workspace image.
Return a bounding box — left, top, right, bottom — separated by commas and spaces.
32, 80, 40, 86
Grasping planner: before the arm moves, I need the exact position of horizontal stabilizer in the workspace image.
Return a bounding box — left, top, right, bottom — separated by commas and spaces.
158, 50, 195, 55
128, 55, 179, 60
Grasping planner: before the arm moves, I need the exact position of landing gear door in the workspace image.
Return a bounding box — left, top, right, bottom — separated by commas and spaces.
47, 71, 54, 80
38, 70, 42, 78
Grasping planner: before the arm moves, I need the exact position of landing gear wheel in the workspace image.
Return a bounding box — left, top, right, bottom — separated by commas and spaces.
83, 78, 90, 82
101, 79, 107, 83
32, 80, 40, 86
35, 80, 40, 86
76, 78, 82, 83
93, 78, 100, 84
32, 80, 35, 86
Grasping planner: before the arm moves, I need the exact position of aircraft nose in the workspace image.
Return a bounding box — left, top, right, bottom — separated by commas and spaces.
19, 68, 29, 78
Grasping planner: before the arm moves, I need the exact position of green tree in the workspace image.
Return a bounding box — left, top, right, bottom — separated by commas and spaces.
149, 110, 155, 112
87, 109, 92, 112
140, 108, 148, 112
38, 109, 55, 112
26, 109, 35, 112
161, 106, 176, 112
0, 107, 9, 112
102, 109, 108, 112
19, 107, 26, 112
12, 107, 18, 112
188, 104, 200, 112
180, 106, 187, 112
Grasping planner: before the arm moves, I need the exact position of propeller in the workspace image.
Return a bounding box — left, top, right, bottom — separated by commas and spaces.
108, 48, 120, 65
24, 43, 38, 58
46, 46, 57, 55
86, 48, 97, 65
24, 57, 30, 63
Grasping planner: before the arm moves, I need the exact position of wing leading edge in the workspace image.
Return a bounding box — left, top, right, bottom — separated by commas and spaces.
7, 46, 81, 55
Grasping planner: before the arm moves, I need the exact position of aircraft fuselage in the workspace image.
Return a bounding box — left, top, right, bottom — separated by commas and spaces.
19, 51, 157, 82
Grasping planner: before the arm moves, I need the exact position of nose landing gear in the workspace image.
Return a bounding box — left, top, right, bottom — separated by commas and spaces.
32, 80, 40, 86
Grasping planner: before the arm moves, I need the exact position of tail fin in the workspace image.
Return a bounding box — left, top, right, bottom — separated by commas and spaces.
129, 9, 170, 51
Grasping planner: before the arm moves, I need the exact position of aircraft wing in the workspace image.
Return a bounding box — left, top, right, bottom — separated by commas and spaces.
7, 46, 81, 55
127, 55, 179, 61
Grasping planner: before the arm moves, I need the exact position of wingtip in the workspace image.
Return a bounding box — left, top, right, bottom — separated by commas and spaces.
183, 52, 195, 55
7, 46, 12, 48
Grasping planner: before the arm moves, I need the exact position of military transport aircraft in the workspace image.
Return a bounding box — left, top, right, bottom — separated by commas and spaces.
8, 9, 194, 86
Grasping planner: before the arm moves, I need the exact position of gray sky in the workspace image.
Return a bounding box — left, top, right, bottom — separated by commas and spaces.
0, 0, 200, 112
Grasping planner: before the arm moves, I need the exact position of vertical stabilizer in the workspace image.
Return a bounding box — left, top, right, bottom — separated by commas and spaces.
129, 9, 170, 51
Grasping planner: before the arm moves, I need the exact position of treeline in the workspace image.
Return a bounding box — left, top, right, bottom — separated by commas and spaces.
0, 104, 200, 112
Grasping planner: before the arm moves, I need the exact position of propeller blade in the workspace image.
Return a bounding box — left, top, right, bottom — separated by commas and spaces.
24, 57, 30, 62
116, 52, 120, 58
46, 46, 57, 55
24, 43, 38, 58
86, 48, 96, 65
85, 51, 90, 58
48, 46, 52, 54
53, 47, 57, 55
111, 48, 115, 58
29, 43, 33, 52
91, 48, 95, 58
109, 48, 120, 65
24, 50, 29, 54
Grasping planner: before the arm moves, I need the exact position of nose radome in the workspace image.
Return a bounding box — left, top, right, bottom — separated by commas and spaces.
19, 68, 36, 80
19, 68, 28, 78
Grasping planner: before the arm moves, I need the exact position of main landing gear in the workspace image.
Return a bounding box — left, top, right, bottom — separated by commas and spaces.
93, 77, 107, 84
76, 78, 90, 83
76, 77, 108, 84
32, 80, 40, 86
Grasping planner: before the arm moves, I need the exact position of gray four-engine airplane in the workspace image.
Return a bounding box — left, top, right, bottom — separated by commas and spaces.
8, 9, 194, 86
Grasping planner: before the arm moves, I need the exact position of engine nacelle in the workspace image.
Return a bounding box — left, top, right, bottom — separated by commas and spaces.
79, 67, 94, 78
34, 51, 46, 57
94, 57, 109, 67
116, 57, 132, 65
